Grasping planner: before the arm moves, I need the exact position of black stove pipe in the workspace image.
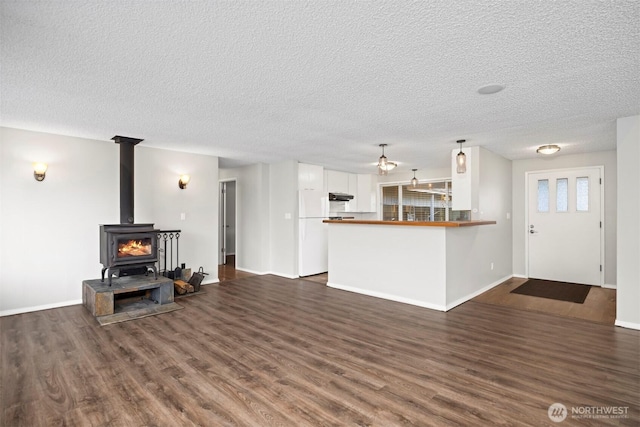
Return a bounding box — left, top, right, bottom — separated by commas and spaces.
111, 135, 143, 224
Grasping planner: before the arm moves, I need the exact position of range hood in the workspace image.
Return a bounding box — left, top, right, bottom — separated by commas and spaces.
329, 192, 354, 202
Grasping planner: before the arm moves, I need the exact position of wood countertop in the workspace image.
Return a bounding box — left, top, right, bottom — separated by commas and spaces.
322, 219, 496, 227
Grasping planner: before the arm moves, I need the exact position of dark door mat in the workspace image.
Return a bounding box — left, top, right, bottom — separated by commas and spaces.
511, 279, 591, 303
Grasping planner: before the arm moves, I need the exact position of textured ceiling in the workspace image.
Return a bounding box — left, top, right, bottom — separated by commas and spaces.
1, 1, 639, 173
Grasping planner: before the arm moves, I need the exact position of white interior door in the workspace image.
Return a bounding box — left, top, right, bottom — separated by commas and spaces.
219, 182, 228, 265
527, 168, 602, 285
225, 181, 236, 256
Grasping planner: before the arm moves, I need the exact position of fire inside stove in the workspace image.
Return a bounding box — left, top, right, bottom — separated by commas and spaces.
117, 238, 152, 258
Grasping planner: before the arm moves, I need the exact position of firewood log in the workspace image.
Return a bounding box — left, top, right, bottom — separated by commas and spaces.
174, 279, 194, 293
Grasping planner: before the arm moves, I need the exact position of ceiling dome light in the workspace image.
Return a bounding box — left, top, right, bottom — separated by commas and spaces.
477, 84, 505, 95
536, 144, 561, 155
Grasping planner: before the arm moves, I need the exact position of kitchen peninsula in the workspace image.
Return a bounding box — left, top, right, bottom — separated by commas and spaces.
324, 219, 503, 311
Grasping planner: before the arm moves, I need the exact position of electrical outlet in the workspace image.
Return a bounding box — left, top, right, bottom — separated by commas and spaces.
180, 212, 186, 220
490, 262, 494, 270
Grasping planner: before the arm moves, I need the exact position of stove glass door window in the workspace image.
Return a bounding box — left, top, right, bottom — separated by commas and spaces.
117, 237, 152, 258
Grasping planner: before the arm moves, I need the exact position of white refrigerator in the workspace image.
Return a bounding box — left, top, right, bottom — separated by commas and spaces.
298, 190, 329, 277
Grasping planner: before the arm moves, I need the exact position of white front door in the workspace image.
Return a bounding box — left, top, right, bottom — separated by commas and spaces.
527, 167, 602, 285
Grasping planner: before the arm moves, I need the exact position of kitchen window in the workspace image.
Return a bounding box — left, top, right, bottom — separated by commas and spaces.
381, 180, 470, 221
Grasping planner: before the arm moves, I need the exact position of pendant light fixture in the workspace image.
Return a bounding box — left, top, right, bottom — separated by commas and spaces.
411, 169, 418, 188
377, 144, 397, 175
456, 139, 467, 174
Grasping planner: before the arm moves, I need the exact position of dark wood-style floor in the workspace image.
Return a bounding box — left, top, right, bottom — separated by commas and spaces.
304, 274, 616, 325
218, 255, 256, 282
2, 275, 638, 426
473, 276, 617, 325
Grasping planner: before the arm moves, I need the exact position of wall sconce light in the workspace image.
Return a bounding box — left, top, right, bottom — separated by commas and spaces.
33, 162, 48, 181
456, 139, 467, 174
536, 144, 561, 155
411, 169, 419, 188
178, 174, 190, 189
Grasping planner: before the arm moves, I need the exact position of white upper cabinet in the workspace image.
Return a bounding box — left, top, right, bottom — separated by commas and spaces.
298, 163, 324, 190
355, 174, 377, 212
326, 170, 350, 194
348, 174, 358, 197
326, 169, 377, 213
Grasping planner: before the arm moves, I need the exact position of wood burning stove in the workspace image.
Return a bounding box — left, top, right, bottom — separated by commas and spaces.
100, 224, 159, 285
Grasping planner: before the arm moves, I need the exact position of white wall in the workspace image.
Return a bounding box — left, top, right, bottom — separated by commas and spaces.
221, 161, 302, 278
511, 151, 617, 286
327, 221, 508, 311
219, 164, 271, 274
269, 160, 298, 278
0, 127, 219, 315
616, 115, 640, 329
327, 223, 448, 310
0, 127, 117, 314
445, 147, 513, 305
135, 145, 219, 282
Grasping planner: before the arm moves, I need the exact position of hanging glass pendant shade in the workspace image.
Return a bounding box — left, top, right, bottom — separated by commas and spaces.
377, 144, 396, 175
411, 169, 418, 188
456, 139, 467, 174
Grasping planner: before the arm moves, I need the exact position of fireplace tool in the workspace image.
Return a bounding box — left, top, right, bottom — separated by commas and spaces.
188, 267, 208, 292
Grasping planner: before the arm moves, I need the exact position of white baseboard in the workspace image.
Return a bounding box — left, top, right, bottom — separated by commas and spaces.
445, 274, 513, 311
267, 271, 299, 279
235, 267, 267, 275
0, 299, 83, 317
602, 283, 617, 289
615, 320, 640, 330
233, 267, 298, 280
615, 319, 640, 331
327, 275, 511, 313
202, 278, 219, 285
327, 282, 447, 312
512, 274, 527, 279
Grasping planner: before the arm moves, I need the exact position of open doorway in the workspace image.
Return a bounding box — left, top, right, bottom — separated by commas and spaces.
218, 179, 256, 282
